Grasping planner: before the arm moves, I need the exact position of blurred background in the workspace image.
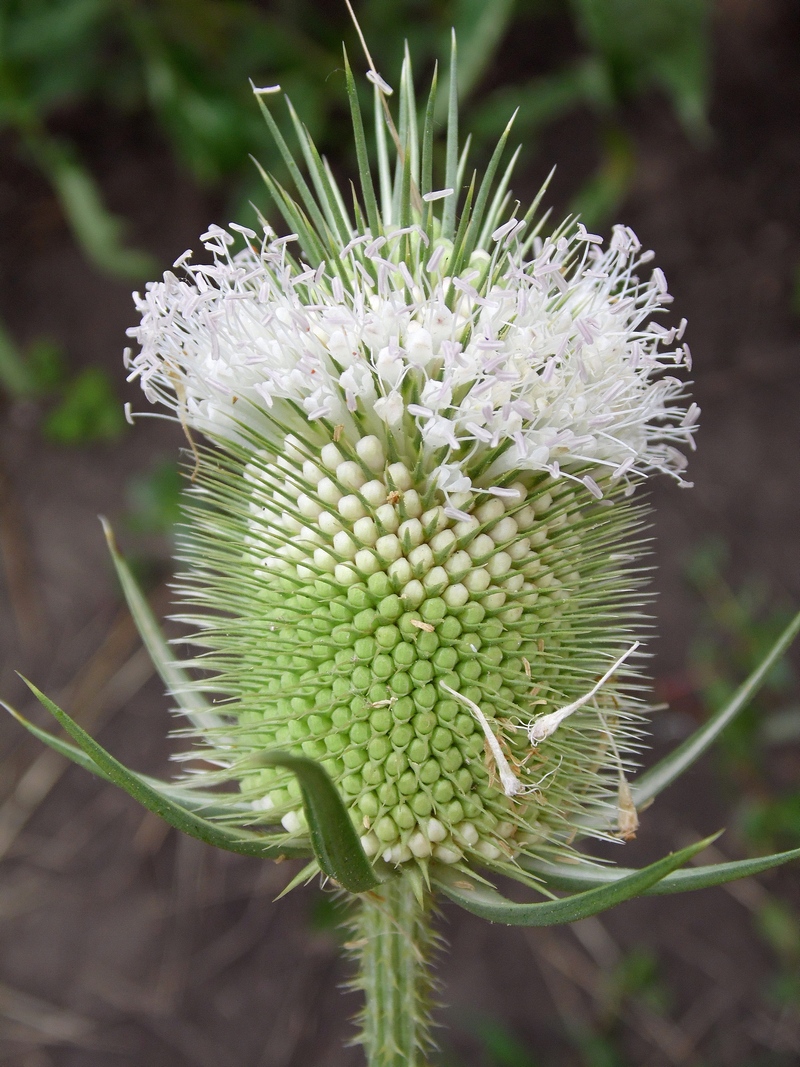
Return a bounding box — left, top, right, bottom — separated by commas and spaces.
0, 0, 798, 1064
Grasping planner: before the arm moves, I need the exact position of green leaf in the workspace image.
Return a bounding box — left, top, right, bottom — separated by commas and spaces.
442, 30, 459, 240
522, 846, 800, 896
124, 460, 183, 536
432, 836, 718, 925
452, 0, 517, 106
27, 135, 155, 279
757, 898, 800, 965
470, 1017, 538, 1067
252, 160, 327, 267
1, 698, 249, 820
0, 318, 37, 397
343, 48, 380, 238
374, 82, 394, 227
285, 97, 351, 244
251, 91, 332, 249
568, 126, 634, 230
570, 0, 710, 137
419, 64, 438, 233
13, 680, 309, 859
459, 108, 517, 264
43, 367, 126, 444
101, 518, 220, 732
248, 751, 380, 894
0, 321, 65, 399
632, 609, 800, 807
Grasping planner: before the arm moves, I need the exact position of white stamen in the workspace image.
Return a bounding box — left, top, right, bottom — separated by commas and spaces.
422, 189, 454, 202
366, 69, 394, 95
251, 84, 282, 95
528, 642, 640, 744
440, 683, 523, 797
491, 218, 518, 242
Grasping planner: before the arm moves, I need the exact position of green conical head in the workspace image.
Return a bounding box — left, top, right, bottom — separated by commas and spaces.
127, 47, 696, 880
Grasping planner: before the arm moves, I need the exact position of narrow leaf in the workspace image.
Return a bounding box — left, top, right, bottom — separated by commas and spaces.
18, 679, 308, 859
249, 751, 380, 893
28, 135, 154, 280
432, 835, 718, 926
420, 64, 438, 234
2, 699, 250, 819
251, 92, 332, 248
402, 41, 420, 188
275, 859, 320, 901
253, 161, 328, 267
442, 30, 459, 239
0, 318, 36, 397
455, 133, 472, 199
453, 0, 517, 105
633, 609, 800, 807
325, 157, 354, 234
523, 847, 800, 895
460, 110, 517, 263
374, 84, 393, 226
448, 172, 476, 280
343, 49, 381, 237
399, 121, 413, 231
476, 145, 521, 250
102, 518, 218, 732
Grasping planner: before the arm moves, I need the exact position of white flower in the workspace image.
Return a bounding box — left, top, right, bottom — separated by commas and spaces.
125, 62, 699, 874
128, 221, 696, 494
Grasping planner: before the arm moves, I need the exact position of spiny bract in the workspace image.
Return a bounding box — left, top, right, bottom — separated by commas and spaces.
125, 46, 697, 882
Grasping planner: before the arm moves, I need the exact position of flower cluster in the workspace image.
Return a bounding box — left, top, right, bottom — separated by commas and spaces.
124, 63, 697, 879
129, 218, 697, 503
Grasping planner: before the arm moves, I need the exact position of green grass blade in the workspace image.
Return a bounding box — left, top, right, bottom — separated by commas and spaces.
522, 847, 800, 896
392, 50, 410, 226
460, 110, 517, 263
374, 84, 393, 226
443, 29, 459, 239
455, 133, 472, 198
420, 64, 438, 233
432, 835, 718, 926
632, 608, 800, 808
399, 120, 413, 231
0, 318, 36, 397
251, 92, 332, 248
324, 157, 354, 235
402, 41, 420, 188
101, 518, 218, 731
343, 49, 381, 237
2, 699, 250, 819
27, 135, 155, 280
16, 680, 309, 859
447, 171, 476, 279
476, 145, 520, 250
518, 166, 556, 258
285, 97, 352, 245
253, 161, 328, 266
455, 0, 517, 105
249, 751, 380, 893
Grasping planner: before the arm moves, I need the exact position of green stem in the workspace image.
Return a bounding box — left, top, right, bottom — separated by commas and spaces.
351, 875, 436, 1067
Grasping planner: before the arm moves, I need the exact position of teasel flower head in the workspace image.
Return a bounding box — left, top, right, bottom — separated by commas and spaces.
123, 47, 698, 885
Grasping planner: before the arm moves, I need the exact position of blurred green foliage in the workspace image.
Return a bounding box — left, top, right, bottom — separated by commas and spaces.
471, 1018, 540, 1067
0, 320, 124, 444
686, 540, 800, 853
1, 0, 712, 284
124, 458, 184, 535
41, 364, 126, 443
0, 0, 713, 513
601, 946, 672, 1021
